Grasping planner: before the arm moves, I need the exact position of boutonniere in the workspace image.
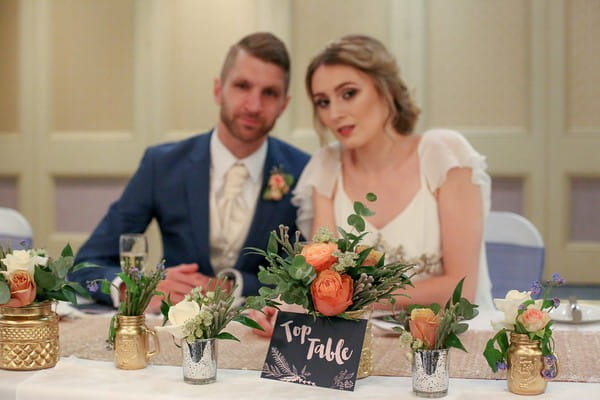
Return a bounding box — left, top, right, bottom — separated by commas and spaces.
262, 166, 294, 201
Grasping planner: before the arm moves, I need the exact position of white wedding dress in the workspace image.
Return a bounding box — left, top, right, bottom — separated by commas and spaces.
292, 129, 493, 309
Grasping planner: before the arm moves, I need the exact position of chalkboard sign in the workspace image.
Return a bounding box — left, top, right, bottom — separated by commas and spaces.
261, 311, 368, 391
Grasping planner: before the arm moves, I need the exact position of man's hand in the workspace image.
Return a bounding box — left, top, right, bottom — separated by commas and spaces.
247, 307, 278, 338
146, 263, 233, 313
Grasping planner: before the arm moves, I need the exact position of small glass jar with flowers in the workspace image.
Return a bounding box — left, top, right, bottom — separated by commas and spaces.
392, 278, 478, 398
157, 281, 263, 384
483, 274, 564, 395
0, 244, 94, 370
246, 193, 414, 378
92, 258, 167, 370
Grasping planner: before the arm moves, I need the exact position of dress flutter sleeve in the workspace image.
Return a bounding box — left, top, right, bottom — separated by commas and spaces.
291, 143, 341, 238
420, 129, 491, 214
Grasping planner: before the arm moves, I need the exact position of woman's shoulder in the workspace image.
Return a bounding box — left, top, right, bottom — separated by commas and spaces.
419, 129, 474, 155
418, 129, 488, 192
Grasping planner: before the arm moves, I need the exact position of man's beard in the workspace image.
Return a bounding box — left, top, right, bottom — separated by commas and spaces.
219, 104, 275, 144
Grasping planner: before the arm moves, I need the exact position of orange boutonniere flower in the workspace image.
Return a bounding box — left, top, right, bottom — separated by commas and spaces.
262, 167, 293, 201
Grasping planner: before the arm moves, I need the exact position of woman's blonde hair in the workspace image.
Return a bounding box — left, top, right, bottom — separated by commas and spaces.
305, 34, 420, 142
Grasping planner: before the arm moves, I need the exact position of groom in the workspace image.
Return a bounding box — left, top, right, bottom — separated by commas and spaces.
71, 32, 309, 312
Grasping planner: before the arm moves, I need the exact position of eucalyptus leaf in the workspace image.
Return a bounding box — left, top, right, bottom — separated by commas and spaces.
61, 243, 74, 257
267, 232, 279, 254
233, 314, 264, 331
347, 214, 365, 232
66, 281, 92, 299
34, 267, 60, 291
445, 332, 466, 352
71, 262, 99, 273
366, 192, 377, 202
0, 280, 10, 304
215, 332, 239, 341
49, 257, 73, 279
453, 322, 469, 335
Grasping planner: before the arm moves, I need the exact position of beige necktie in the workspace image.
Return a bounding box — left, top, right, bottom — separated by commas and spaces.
218, 163, 249, 244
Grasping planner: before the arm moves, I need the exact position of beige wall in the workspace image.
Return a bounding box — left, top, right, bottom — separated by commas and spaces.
1, 0, 599, 283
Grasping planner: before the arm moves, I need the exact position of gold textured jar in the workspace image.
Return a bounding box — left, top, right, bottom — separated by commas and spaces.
114, 315, 159, 370
345, 307, 373, 379
507, 333, 546, 395
0, 301, 60, 370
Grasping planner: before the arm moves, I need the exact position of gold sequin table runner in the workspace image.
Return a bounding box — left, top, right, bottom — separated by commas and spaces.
58, 315, 600, 383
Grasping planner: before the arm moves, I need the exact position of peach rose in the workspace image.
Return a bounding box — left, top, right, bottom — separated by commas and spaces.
7, 270, 37, 307
269, 174, 287, 191
518, 308, 550, 332
301, 242, 338, 272
409, 308, 440, 349
355, 245, 383, 267
310, 270, 353, 316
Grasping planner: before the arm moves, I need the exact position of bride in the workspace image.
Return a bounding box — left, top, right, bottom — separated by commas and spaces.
251, 34, 492, 335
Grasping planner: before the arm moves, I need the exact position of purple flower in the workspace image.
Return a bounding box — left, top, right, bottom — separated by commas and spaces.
552, 297, 560, 307
552, 273, 561, 282
542, 368, 557, 380
496, 361, 507, 370
558, 277, 567, 285
518, 303, 526, 311
545, 354, 557, 364
87, 281, 99, 293
530, 285, 541, 296
129, 267, 141, 280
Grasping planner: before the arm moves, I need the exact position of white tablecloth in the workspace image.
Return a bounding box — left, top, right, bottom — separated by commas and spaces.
2, 356, 599, 400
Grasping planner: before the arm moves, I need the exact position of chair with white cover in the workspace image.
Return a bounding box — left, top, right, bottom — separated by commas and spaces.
485, 211, 545, 299
0, 207, 33, 250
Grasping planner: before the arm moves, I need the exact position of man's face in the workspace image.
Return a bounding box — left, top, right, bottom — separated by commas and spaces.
214, 50, 289, 146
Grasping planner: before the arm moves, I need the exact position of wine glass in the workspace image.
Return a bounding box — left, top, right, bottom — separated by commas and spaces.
119, 233, 148, 274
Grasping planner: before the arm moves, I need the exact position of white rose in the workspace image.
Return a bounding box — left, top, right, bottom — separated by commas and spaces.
1, 250, 37, 276
491, 290, 542, 331
156, 300, 200, 339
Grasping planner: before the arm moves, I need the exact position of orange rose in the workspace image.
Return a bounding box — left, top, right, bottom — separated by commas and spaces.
301, 242, 338, 272
409, 308, 440, 349
269, 174, 287, 191
355, 245, 383, 267
518, 308, 550, 332
7, 270, 37, 307
310, 270, 353, 316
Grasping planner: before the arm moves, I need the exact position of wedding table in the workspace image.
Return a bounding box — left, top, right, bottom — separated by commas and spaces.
1, 306, 599, 400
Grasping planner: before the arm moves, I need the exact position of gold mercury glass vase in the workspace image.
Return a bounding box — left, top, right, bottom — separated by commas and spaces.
114, 314, 160, 370
0, 301, 60, 370
507, 333, 547, 395
345, 307, 373, 379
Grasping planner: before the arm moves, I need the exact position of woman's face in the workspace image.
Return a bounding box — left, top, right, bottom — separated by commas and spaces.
310, 64, 390, 149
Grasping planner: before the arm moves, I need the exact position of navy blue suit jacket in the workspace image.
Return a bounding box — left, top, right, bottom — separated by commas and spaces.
72, 131, 309, 305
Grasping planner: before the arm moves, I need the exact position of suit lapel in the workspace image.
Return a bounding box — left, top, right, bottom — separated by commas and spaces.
185, 132, 213, 273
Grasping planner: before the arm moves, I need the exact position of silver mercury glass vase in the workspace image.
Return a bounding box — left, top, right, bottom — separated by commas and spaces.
412, 348, 450, 398
182, 338, 217, 384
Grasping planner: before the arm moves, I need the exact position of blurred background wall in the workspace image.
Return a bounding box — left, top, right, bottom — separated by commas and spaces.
0, 0, 598, 284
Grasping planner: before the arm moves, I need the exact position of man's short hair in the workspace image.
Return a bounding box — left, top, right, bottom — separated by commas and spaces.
220, 32, 290, 92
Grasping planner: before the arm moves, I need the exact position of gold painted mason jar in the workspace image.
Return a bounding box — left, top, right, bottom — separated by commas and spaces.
0, 301, 60, 370
114, 315, 159, 370
345, 306, 373, 379
507, 333, 546, 395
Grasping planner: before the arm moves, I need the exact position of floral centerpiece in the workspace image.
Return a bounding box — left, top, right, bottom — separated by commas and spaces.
0, 244, 94, 370
483, 274, 563, 395
246, 193, 413, 317
158, 281, 263, 384
246, 193, 414, 378
393, 278, 478, 398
